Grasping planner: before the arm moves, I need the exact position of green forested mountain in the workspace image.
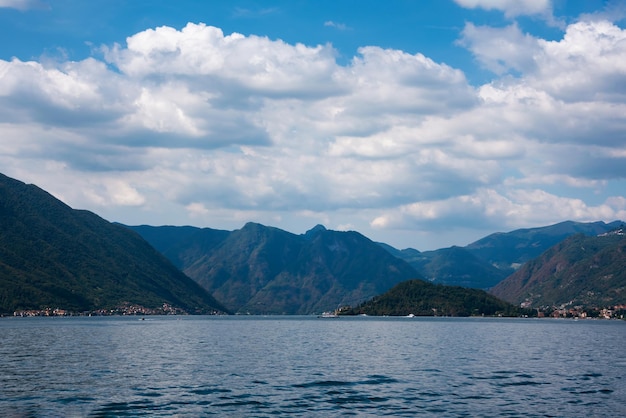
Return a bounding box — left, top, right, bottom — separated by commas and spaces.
5, 168, 623, 316
386, 245, 508, 289
0, 173, 228, 314
490, 231, 626, 308
382, 220, 623, 290
465, 220, 623, 273
342, 279, 529, 317
130, 223, 421, 314
128, 224, 230, 270
131, 220, 626, 314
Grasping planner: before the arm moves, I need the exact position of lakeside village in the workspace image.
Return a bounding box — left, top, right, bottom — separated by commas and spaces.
524, 303, 626, 320
10, 303, 208, 317
8, 303, 626, 319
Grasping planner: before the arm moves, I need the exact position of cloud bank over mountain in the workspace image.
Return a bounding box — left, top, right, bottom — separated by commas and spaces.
1, 3, 625, 249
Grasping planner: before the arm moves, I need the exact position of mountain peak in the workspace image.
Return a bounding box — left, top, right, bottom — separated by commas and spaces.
303, 224, 327, 240
242, 221, 264, 229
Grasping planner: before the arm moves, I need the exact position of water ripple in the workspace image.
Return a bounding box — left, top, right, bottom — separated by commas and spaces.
0, 316, 624, 417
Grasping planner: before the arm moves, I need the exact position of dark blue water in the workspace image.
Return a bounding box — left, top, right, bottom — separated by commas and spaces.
0, 316, 624, 417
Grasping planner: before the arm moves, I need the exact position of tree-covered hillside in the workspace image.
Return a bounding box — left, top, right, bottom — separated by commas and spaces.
381, 220, 623, 290
130, 223, 421, 314
490, 231, 626, 308
0, 173, 228, 314
343, 279, 531, 317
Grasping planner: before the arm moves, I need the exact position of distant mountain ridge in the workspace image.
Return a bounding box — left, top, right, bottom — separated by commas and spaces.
0, 173, 227, 315
465, 220, 623, 272
129, 223, 422, 314
387, 245, 508, 289
383, 220, 623, 290
130, 219, 626, 314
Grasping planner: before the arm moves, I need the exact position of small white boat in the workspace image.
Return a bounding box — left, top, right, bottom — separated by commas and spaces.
318, 312, 339, 318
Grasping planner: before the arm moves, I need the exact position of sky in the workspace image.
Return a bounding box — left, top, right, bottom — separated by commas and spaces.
1, 0, 625, 251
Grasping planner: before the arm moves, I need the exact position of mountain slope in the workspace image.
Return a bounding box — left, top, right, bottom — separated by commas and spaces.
466, 220, 623, 273
382, 220, 624, 291
184, 222, 305, 313
129, 225, 230, 270
387, 245, 508, 289
131, 223, 421, 314
490, 231, 626, 308
0, 173, 228, 314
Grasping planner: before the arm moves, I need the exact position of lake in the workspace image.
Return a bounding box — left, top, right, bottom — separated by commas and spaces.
0, 316, 624, 417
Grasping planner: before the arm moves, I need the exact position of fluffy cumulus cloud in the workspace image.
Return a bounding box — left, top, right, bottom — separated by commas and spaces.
103, 24, 340, 97
458, 23, 541, 75
1, 18, 625, 249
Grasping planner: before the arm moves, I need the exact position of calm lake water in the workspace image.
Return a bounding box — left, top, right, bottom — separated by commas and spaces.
0, 316, 624, 417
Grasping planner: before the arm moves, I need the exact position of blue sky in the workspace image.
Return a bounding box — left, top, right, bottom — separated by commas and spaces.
0, 1, 611, 81
1, 0, 625, 250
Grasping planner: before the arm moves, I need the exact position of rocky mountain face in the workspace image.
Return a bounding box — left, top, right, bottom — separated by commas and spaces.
490, 230, 626, 308
0, 173, 228, 315
130, 223, 421, 314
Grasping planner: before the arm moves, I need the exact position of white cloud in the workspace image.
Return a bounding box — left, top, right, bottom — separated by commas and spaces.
324, 21, 349, 31
1, 18, 625, 249
103, 23, 340, 98
0, 0, 48, 11
533, 20, 626, 102
232, 7, 279, 18
458, 23, 541, 75
371, 188, 626, 232
454, 0, 552, 18
185, 202, 210, 218
105, 180, 145, 206
461, 20, 626, 102
579, 0, 626, 24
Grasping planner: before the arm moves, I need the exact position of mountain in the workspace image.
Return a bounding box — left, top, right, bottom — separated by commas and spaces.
128, 224, 230, 270
0, 173, 228, 315
387, 245, 508, 289
342, 279, 530, 317
490, 229, 626, 308
465, 220, 623, 273
382, 220, 623, 290
129, 223, 421, 314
